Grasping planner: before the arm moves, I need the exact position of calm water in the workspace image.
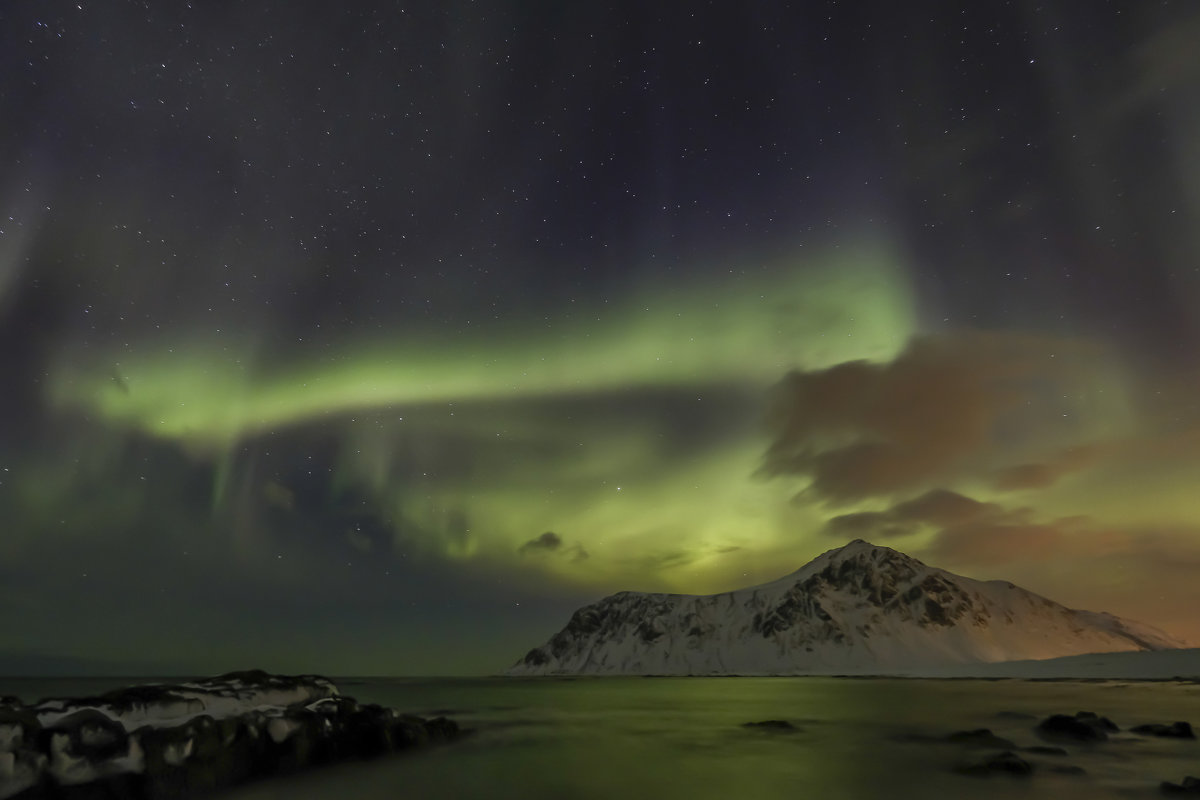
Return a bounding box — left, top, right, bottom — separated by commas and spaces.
6, 676, 1200, 799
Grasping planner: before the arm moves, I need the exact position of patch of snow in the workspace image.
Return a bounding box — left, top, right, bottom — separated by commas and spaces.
47, 732, 95, 786
0, 724, 21, 753
267, 716, 302, 744
33, 674, 338, 731
0, 749, 42, 800
162, 737, 193, 767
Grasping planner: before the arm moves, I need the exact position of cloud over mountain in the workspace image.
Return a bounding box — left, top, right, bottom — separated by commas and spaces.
761, 333, 1110, 504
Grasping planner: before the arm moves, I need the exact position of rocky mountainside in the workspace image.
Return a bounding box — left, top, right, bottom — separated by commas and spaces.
508, 540, 1186, 676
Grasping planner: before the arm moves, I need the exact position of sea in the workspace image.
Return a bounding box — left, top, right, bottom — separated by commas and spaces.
5, 676, 1200, 799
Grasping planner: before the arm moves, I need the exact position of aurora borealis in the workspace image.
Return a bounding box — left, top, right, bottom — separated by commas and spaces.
3, 2, 1200, 674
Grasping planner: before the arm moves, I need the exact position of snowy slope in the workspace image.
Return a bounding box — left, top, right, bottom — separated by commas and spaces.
896, 647, 1200, 679
508, 540, 1187, 676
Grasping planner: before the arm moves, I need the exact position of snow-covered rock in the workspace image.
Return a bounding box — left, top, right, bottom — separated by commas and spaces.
508, 540, 1187, 675
31, 669, 338, 731
0, 671, 461, 800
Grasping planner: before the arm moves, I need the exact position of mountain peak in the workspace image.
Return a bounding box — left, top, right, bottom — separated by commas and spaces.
808, 538, 925, 574
829, 538, 884, 558
509, 541, 1186, 676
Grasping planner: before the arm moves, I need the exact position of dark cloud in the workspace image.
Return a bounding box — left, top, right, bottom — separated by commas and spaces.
989, 425, 1200, 493
518, 532, 589, 561
892, 489, 1001, 527
520, 531, 563, 553
825, 511, 917, 540
991, 463, 1067, 491
822, 486, 1084, 568
762, 333, 1104, 504
926, 519, 1072, 566
824, 489, 1019, 541
991, 444, 1108, 491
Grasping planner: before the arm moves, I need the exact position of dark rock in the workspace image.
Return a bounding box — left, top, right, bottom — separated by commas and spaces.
1035, 713, 1112, 742
741, 720, 798, 732
343, 704, 397, 759
1161, 776, 1200, 794
140, 713, 245, 798
924, 598, 949, 626
564, 607, 605, 637
390, 714, 459, 749
1132, 722, 1195, 739
212, 669, 273, 684
421, 716, 460, 743
945, 728, 1016, 749
956, 750, 1034, 777
1073, 711, 1119, 732
308, 696, 361, 718
636, 621, 664, 643
522, 648, 550, 667
987, 751, 1034, 776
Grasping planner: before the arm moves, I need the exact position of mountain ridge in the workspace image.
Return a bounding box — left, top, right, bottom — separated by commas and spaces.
507, 540, 1186, 675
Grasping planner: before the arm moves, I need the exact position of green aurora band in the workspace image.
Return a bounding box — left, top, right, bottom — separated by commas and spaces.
41, 244, 918, 589
48, 244, 914, 445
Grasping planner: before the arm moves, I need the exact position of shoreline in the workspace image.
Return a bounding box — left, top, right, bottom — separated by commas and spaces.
500, 646, 1200, 680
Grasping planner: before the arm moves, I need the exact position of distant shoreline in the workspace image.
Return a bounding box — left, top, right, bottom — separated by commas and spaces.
495, 647, 1200, 681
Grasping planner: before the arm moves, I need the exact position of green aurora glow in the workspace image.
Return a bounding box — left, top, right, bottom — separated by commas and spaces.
37, 244, 913, 593
48, 243, 915, 444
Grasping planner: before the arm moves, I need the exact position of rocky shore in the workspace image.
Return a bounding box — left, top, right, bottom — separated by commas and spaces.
0, 670, 461, 799
740, 707, 1199, 792
910, 708, 1194, 792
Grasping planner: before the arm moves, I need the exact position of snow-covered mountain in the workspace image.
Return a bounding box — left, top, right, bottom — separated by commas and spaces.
508, 540, 1186, 675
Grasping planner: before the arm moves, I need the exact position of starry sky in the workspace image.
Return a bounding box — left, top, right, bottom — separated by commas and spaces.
2, 1, 1200, 676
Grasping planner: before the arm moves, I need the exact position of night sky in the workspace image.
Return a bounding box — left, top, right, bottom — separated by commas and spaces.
3, 1, 1200, 675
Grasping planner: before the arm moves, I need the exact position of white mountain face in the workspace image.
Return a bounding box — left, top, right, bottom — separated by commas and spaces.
508, 540, 1186, 676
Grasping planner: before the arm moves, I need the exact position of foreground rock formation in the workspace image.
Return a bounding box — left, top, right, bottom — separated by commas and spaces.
510, 540, 1186, 675
939, 710, 1196, 789
756, 707, 1197, 790
0, 670, 459, 799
